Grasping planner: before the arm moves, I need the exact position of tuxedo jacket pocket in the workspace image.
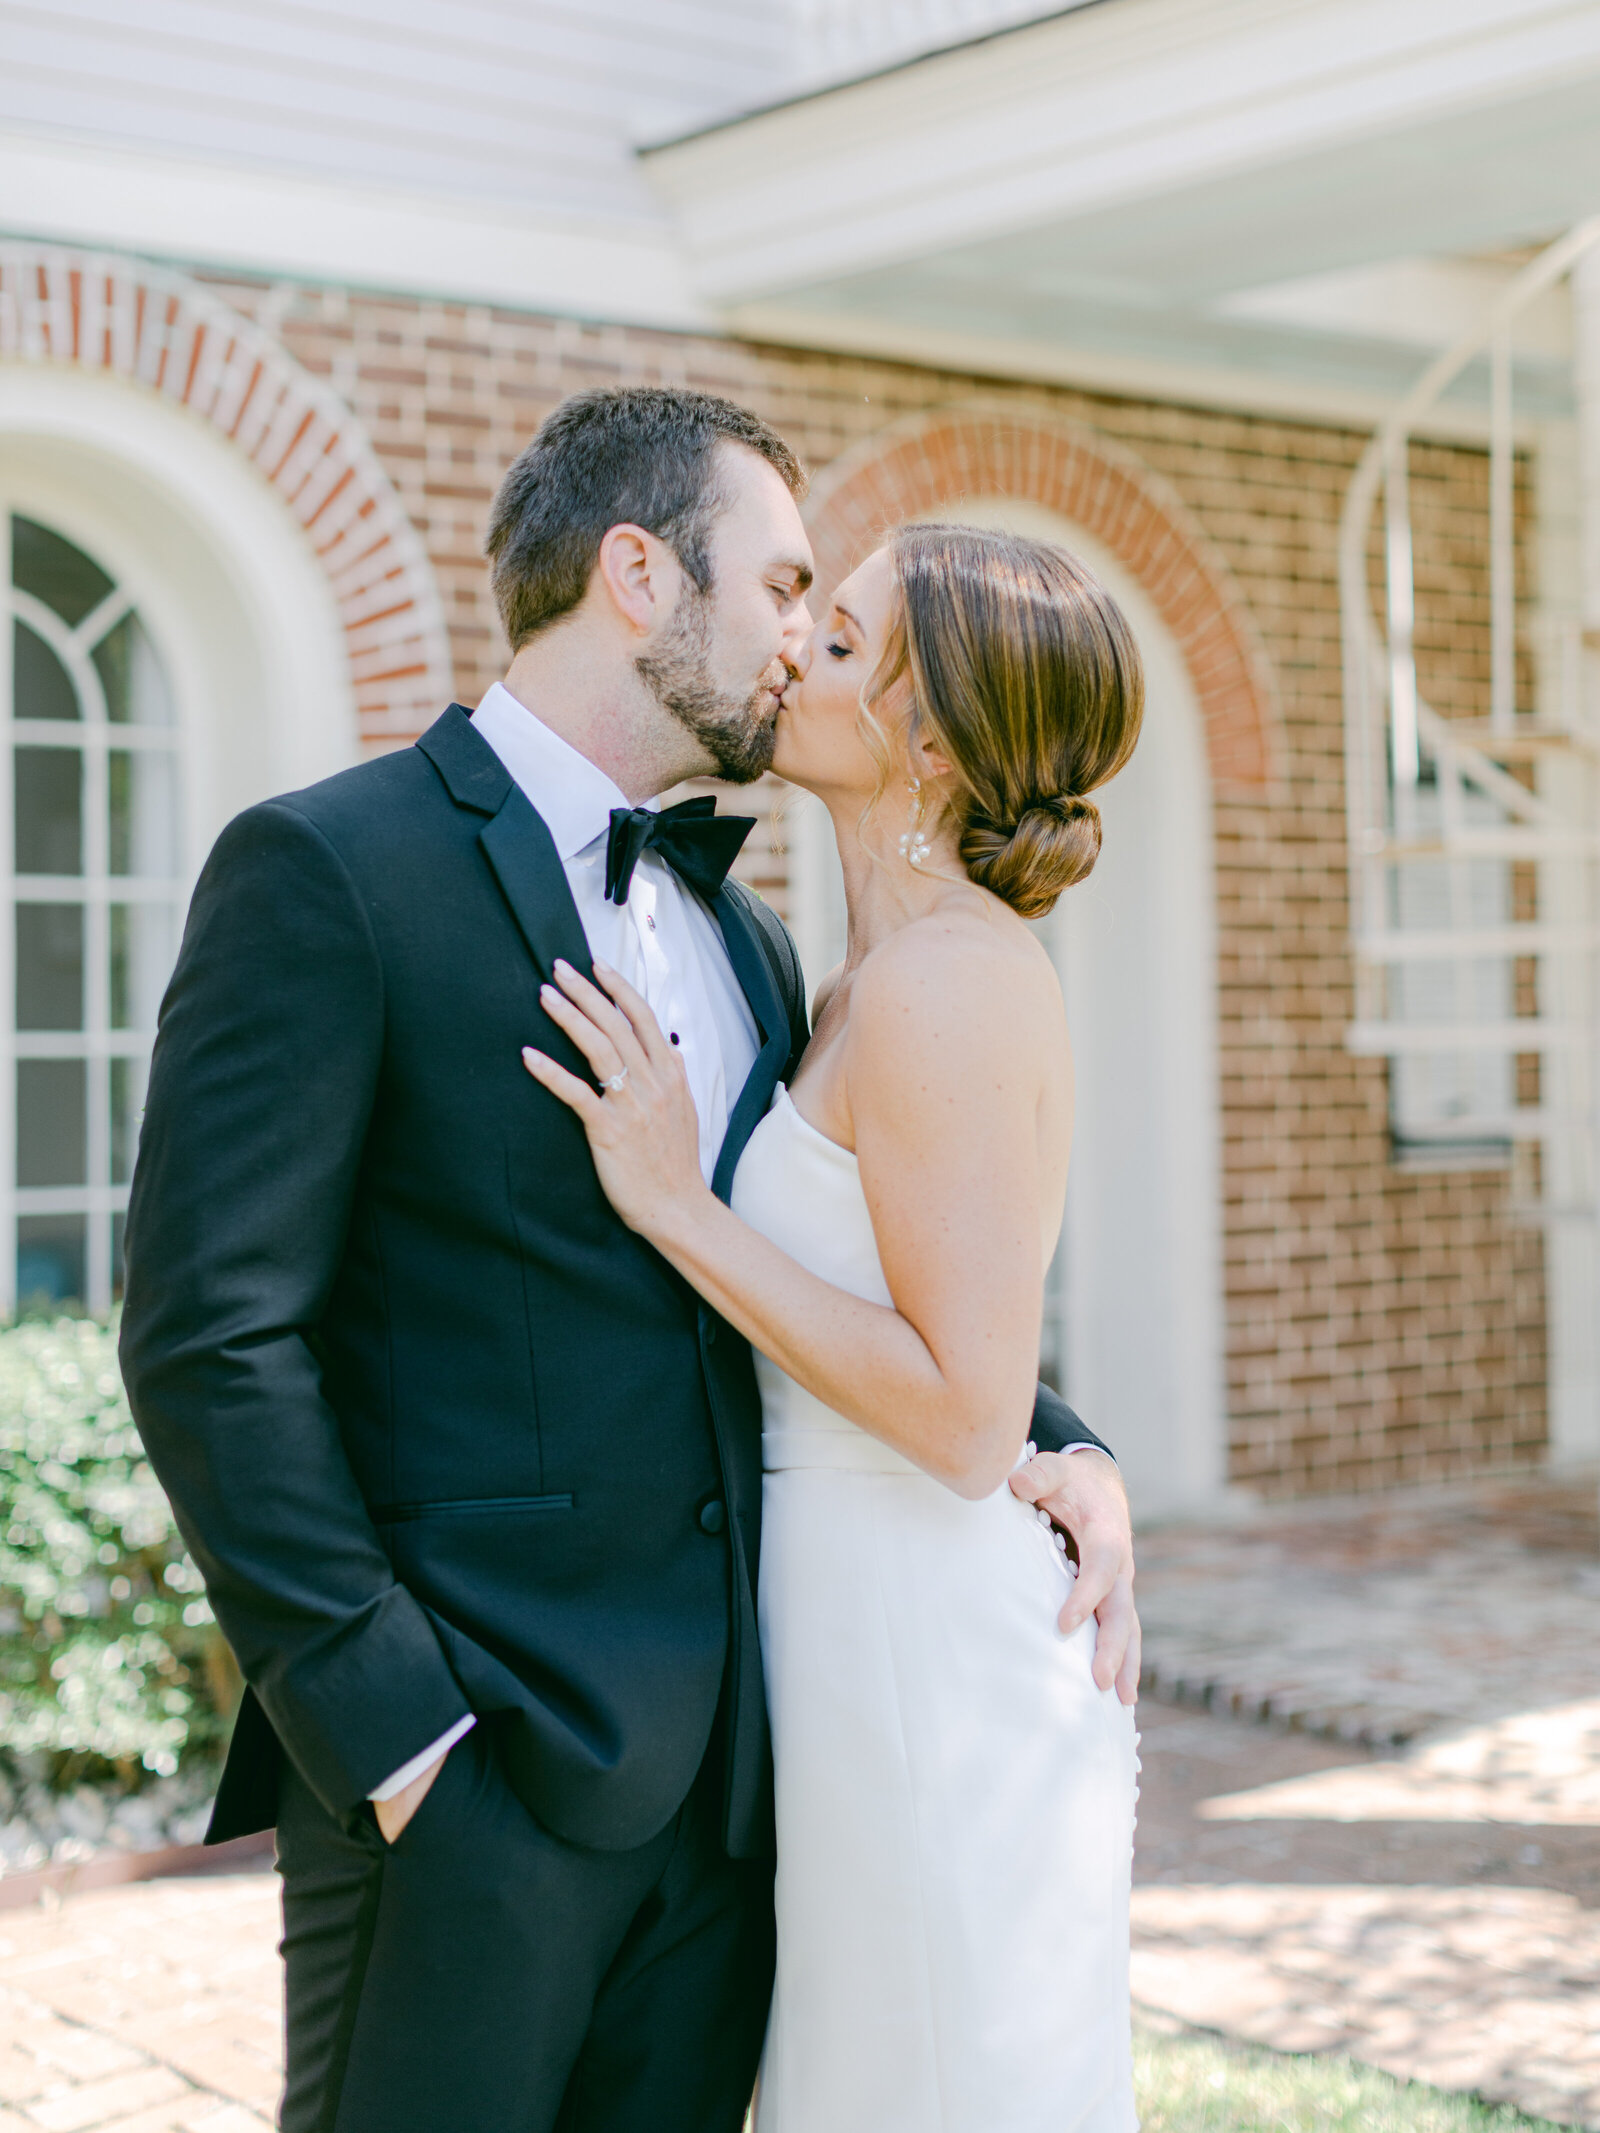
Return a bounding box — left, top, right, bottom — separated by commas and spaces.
370, 1493, 574, 1523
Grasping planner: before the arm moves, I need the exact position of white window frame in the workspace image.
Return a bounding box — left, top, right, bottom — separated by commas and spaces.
1, 501, 191, 1316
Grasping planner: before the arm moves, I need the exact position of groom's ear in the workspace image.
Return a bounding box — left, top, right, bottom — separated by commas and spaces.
595, 522, 684, 639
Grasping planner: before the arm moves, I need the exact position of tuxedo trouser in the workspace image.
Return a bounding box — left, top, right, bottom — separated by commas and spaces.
274, 1717, 775, 2133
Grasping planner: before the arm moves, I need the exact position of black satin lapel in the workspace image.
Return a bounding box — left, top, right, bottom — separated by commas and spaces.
416, 704, 511, 813
711, 889, 790, 1206
480, 786, 593, 988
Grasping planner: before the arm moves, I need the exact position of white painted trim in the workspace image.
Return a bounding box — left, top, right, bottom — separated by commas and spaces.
0, 368, 360, 1312
0, 365, 359, 863
721, 300, 1539, 443
645, 0, 1600, 299
2, 494, 188, 1314
1031, 509, 1225, 1516
0, 128, 709, 330
1216, 258, 1573, 366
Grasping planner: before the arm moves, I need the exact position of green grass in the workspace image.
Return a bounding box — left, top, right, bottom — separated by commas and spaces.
1133, 2018, 1566, 2133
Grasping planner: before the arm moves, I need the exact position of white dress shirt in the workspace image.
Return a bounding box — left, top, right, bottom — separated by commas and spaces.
371, 682, 762, 1804
473, 681, 760, 1179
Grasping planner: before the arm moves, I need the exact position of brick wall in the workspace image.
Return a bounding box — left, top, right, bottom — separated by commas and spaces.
211, 278, 1547, 1497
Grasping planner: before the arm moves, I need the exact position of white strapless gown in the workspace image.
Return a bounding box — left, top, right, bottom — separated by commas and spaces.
731, 1087, 1139, 2133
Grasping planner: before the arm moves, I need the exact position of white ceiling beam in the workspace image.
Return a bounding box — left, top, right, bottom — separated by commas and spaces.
0, 129, 709, 328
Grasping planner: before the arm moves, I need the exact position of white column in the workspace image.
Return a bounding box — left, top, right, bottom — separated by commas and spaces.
785, 791, 847, 1005
1577, 251, 1600, 628
1544, 249, 1600, 1467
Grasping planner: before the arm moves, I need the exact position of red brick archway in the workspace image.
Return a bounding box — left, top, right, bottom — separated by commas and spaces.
0, 242, 452, 744
805, 408, 1278, 796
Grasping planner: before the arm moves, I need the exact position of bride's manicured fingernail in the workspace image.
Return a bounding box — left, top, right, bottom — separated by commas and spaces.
521, 1046, 539, 1067
593, 958, 615, 976
553, 958, 573, 977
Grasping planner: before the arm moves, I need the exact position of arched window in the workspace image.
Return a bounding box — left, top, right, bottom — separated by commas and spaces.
3, 512, 185, 1315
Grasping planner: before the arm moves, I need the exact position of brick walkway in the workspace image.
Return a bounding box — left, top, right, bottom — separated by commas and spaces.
1129, 1469, 1600, 2129
0, 1472, 1594, 2130
0, 1873, 279, 2131
1132, 1702, 1600, 2127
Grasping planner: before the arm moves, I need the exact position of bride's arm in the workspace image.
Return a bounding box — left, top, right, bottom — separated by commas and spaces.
524, 938, 1047, 1501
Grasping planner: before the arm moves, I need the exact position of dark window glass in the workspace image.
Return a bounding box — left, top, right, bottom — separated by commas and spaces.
110, 905, 175, 1033
109, 750, 179, 877
110, 903, 129, 1030
11, 516, 113, 628
18, 1057, 86, 1186
14, 619, 79, 721
18, 1214, 86, 1309
92, 611, 170, 726
16, 904, 83, 1030
15, 747, 82, 875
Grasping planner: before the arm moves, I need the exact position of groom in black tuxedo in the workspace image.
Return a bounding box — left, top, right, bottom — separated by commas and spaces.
121, 388, 1137, 2132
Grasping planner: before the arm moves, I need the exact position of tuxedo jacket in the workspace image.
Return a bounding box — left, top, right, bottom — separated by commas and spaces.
120, 706, 1107, 1861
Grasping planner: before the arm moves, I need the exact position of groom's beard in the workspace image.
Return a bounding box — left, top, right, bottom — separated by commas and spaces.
636, 588, 779, 785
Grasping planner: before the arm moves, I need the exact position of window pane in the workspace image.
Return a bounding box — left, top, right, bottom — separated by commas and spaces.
92, 611, 171, 726
14, 618, 79, 721
109, 750, 179, 877
112, 1210, 126, 1302
18, 1057, 87, 1186
110, 1054, 147, 1184
15, 747, 83, 875
11, 516, 113, 628
16, 904, 84, 1030
18, 1214, 86, 1310
110, 904, 176, 1031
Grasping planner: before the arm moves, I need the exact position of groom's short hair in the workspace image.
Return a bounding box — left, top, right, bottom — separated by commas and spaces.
486, 387, 807, 649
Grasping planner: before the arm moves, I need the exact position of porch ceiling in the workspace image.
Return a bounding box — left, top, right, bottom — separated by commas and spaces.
642, 0, 1600, 411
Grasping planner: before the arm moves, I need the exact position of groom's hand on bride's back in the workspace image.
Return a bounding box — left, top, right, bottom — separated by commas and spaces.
1009, 1450, 1140, 1705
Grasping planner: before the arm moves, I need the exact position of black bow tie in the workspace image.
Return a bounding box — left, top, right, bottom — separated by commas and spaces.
604, 798, 755, 906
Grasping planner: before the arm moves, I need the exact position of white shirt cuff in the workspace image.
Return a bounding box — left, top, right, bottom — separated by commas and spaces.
368, 1713, 476, 1802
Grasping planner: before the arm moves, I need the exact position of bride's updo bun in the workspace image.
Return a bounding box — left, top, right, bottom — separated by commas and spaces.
959, 792, 1102, 921
874, 524, 1144, 919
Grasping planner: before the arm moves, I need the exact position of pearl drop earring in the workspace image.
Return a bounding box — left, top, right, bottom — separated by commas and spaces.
898, 777, 931, 868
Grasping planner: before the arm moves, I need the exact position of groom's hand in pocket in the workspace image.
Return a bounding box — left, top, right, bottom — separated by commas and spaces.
373, 1745, 450, 1846
1009, 1449, 1140, 1705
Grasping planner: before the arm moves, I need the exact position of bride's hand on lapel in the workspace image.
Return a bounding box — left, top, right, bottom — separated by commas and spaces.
524, 959, 712, 1239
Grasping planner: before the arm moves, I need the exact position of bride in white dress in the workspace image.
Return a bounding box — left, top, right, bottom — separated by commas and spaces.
527, 523, 1144, 2132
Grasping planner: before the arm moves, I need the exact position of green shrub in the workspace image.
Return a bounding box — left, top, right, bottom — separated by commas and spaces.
0, 1314, 237, 1786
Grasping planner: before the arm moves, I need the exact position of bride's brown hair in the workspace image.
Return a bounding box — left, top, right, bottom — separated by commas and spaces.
864, 524, 1145, 920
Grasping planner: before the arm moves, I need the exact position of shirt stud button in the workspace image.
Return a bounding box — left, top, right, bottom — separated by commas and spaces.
670, 1032, 680, 1045
645, 914, 656, 930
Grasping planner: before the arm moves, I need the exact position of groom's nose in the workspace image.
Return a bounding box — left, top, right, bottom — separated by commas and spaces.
782, 602, 814, 674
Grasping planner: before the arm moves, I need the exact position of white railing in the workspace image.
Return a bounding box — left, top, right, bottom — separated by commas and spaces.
1340, 219, 1600, 1222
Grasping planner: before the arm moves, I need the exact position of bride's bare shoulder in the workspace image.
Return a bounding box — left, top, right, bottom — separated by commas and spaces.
846, 900, 1063, 1084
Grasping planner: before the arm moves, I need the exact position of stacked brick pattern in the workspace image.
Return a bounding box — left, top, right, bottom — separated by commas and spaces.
0, 246, 453, 735
197, 279, 1547, 1496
